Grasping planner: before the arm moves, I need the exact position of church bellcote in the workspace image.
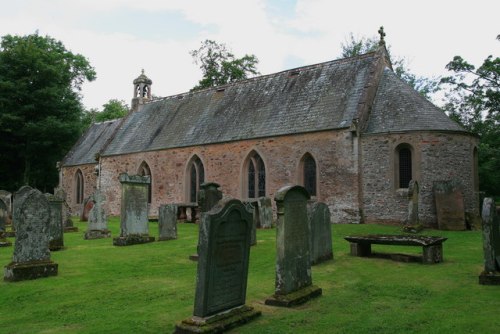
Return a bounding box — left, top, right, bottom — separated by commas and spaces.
131, 69, 153, 112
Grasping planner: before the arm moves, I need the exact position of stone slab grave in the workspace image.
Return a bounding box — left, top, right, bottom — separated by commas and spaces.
307, 201, 333, 265
85, 189, 111, 239
55, 188, 78, 232
0, 198, 12, 247
175, 199, 260, 333
479, 198, 500, 285
265, 185, 322, 307
113, 173, 155, 246
45, 193, 64, 251
433, 180, 466, 230
344, 235, 447, 264
4, 187, 58, 282
158, 204, 177, 241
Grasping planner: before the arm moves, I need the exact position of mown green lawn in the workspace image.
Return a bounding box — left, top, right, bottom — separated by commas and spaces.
1, 218, 499, 334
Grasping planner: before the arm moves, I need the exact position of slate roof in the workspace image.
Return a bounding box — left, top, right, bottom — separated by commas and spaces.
365, 68, 465, 134
62, 119, 121, 166
103, 53, 377, 156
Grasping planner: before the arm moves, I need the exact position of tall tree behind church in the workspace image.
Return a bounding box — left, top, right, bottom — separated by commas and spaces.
0, 33, 95, 192
190, 40, 259, 91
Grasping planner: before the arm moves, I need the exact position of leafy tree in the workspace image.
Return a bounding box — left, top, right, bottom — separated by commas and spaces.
81, 99, 129, 129
340, 33, 440, 99
0, 33, 95, 192
440, 37, 500, 196
190, 40, 259, 91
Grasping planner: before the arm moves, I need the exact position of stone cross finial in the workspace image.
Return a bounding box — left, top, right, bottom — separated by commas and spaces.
378, 26, 386, 46
141, 68, 145, 75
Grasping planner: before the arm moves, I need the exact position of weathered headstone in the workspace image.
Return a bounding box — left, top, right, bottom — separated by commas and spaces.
85, 189, 111, 239
55, 188, 78, 232
80, 196, 94, 222
265, 185, 322, 307
0, 199, 11, 247
175, 199, 261, 333
45, 193, 65, 251
0, 190, 12, 219
243, 201, 257, 246
113, 173, 154, 246
257, 197, 273, 228
307, 201, 333, 265
479, 198, 500, 285
4, 188, 58, 281
433, 180, 466, 230
158, 204, 177, 241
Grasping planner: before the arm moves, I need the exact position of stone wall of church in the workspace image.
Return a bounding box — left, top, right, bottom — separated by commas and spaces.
360, 131, 479, 226
96, 130, 361, 223
60, 163, 98, 215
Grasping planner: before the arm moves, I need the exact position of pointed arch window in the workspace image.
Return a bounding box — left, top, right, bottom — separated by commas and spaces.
246, 152, 266, 198
138, 161, 152, 203
395, 144, 413, 189
75, 169, 84, 204
302, 153, 317, 196
188, 156, 205, 203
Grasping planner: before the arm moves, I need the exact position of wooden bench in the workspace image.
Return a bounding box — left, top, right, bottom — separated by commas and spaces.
344, 234, 447, 264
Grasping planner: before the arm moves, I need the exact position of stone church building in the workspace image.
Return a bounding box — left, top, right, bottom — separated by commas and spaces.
60, 41, 479, 226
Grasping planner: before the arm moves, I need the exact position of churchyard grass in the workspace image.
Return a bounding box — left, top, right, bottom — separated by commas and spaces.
1, 218, 499, 333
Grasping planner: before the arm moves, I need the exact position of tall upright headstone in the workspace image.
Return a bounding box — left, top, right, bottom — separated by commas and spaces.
307, 201, 333, 265
0, 190, 12, 219
85, 189, 111, 239
175, 199, 261, 333
158, 204, 177, 241
265, 185, 322, 307
243, 201, 257, 246
433, 180, 466, 230
407, 180, 419, 225
4, 187, 58, 281
45, 193, 64, 251
257, 197, 273, 228
113, 173, 154, 246
0, 199, 11, 247
479, 197, 500, 285
55, 188, 78, 232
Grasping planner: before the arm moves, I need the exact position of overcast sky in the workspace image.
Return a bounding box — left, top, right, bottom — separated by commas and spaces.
0, 0, 498, 110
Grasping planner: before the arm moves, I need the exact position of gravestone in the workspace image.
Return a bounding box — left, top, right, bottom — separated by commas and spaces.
85, 189, 111, 239
158, 204, 177, 241
0, 190, 12, 219
4, 188, 58, 281
113, 173, 154, 246
55, 188, 78, 232
45, 193, 64, 251
80, 196, 94, 222
433, 180, 466, 230
243, 201, 257, 246
265, 185, 322, 307
257, 197, 273, 228
307, 201, 333, 265
479, 197, 500, 285
175, 199, 261, 333
0, 199, 11, 247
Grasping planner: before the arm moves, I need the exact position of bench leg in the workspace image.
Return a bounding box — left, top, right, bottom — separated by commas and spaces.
350, 242, 371, 257
422, 244, 443, 264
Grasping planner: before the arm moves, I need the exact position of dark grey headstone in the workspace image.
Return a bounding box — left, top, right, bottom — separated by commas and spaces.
0, 190, 12, 216
113, 173, 154, 245
45, 193, 64, 251
198, 182, 223, 213
193, 199, 253, 317
243, 201, 257, 246
0, 199, 7, 232
479, 198, 500, 285
265, 185, 322, 307
433, 180, 466, 230
158, 204, 177, 241
4, 188, 58, 281
307, 201, 333, 265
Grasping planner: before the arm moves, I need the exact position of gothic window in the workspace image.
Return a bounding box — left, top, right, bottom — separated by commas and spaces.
75, 169, 84, 204
246, 151, 265, 198
302, 153, 317, 196
396, 144, 413, 189
188, 155, 205, 203
138, 161, 152, 203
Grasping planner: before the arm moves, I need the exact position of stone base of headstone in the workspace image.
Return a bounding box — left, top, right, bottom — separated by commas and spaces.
0, 238, 12, 247
311, 252, 333, 265
4, 261, 58, 282
113, 234, 155, 246
189, 253, 199, 261
265, 285, 322, 308
479, 271, 500, 285
84, 229, 111, 240
64, 226, 79, 233
158, 236, 177, 242
49, 240, 65, 251
174, 305, 261, 334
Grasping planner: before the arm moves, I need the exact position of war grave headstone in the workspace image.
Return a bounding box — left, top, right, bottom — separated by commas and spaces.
307, 201, 333, 265
45, 193, 64, 251
158, 204, 177, 241
265, 185, 322, 307
243, 201, 257, 246
4, 187, 58, 281
0, 199, 12, 247
113, 173, 155, 246
189, 182, 223, 261
479, 197, 500, 285
175, 199, 261, 333
433, 180, 466, 230
80, 196, 94, 222
55, 188, 78, 232
85, 189, 111, 239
